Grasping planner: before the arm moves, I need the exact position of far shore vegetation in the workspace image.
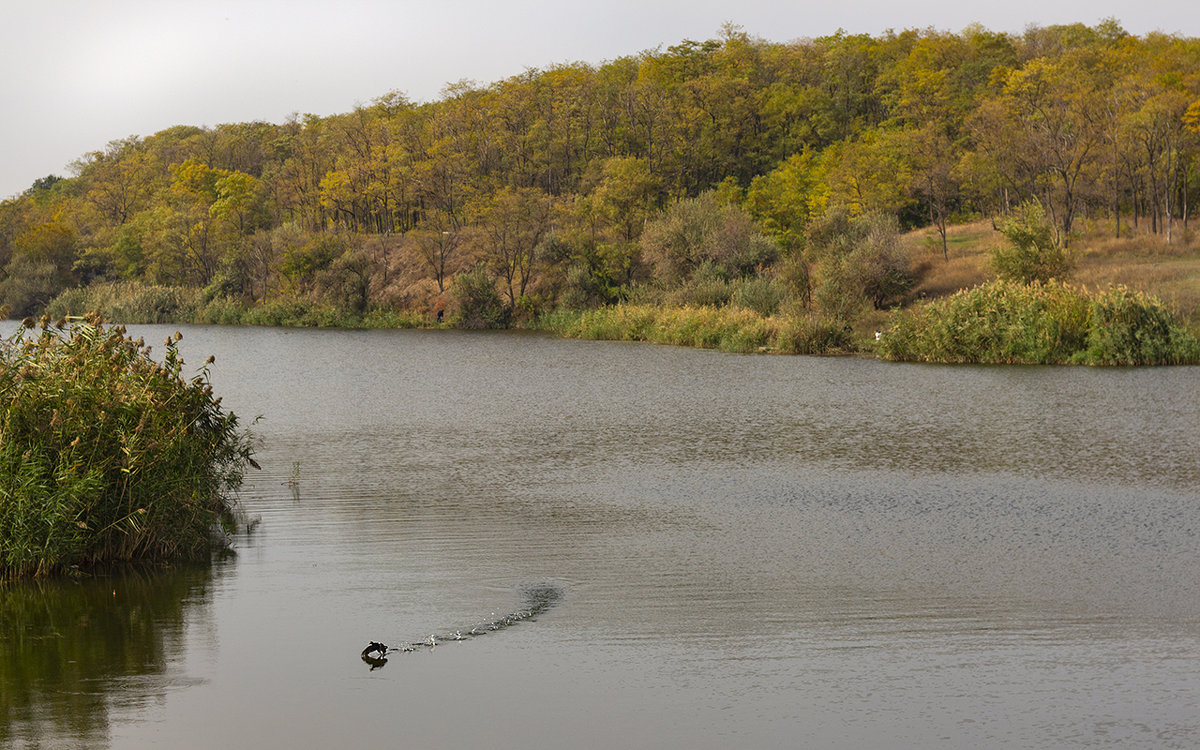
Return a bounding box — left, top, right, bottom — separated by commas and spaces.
0, 316, 256, 579
3, 20, 1200, 365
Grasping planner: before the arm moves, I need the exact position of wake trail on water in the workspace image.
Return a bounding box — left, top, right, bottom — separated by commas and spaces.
360, 583, 562, 668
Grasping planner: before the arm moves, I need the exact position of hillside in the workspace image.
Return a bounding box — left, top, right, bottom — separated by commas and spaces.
1, 20, 1198, 345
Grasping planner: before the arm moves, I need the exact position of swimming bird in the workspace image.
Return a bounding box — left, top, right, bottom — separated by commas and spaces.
361, 641, 388, 658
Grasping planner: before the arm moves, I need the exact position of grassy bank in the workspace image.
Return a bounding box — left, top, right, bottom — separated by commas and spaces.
0, 316, 256, 579
879, 280, 1200, 365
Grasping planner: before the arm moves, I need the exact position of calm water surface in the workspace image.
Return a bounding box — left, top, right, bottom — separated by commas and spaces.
2, 325, 1198, 749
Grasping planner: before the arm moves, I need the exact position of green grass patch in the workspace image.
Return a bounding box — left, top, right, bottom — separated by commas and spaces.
0, 316, 257, 579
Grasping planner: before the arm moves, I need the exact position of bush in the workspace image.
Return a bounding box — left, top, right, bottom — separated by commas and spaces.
641, 192, 779, 283
452, 265, 510, 329
774, 314, 853, 355
731, 276, 787, 316
0, 316, 256, 578
196, 295, 249, 325
807, 210, 913, 314
991, 200, 1072, 284
542, 302, 852, 355
672, 261, 734, 308
0, 258, 68, 318
558, 263, 608, 311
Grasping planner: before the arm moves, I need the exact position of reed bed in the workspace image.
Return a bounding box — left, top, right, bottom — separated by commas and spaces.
879, 280, 1200, 365
45, 282, 427, 329
0, 315, 256, 578
45, 282, 202, 324
540, 304, 853, 355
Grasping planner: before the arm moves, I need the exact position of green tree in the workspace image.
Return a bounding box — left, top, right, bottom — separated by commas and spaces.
77, 139, 156, 227
474, 186, 556, 308
0, 219, 78, 316
968, 57, 1106, 244
906, 124, 962, 260
744, 150, 823, 249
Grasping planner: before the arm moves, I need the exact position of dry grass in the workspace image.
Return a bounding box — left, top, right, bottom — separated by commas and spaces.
1071, 226, 1200, 324
905, 220, 995, 299
902, 219, 1200, 326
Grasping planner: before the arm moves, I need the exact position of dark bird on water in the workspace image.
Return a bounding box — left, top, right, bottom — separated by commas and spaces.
361, 641, 388, 658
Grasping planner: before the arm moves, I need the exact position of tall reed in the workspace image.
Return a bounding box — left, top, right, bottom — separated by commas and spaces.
540, 303, 853, 355
44, 281, 201, 324
0, 315, 256, 578
879, 280, 1200, 365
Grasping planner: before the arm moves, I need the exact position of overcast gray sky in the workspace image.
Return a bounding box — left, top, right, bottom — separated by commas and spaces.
2, 0, 1197, 199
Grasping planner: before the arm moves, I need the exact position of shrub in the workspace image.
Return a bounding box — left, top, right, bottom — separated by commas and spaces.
673, 261, 734, 308
774, 314, 853, 355
0, 258, 68, 318
807, 210, 913, 314
451, 264, 510, 329
732, 276, 787, 316
558, 259, 623, 311
991, 200, 1072, 284
558, 263, 609, 311
0, 316, 256, 578
542, 302, 852, 355
641, 192, 779, 283
196, 295, 249, 325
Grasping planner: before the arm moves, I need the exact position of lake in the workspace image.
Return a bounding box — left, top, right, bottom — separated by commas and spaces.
2, 324, 1199, 749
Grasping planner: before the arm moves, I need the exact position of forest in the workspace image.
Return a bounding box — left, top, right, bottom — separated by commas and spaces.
2, 20, 1199, 351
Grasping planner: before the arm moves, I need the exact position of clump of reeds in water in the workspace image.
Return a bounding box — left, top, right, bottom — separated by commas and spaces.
0, 315, 257, 579
878, 280, 1200, 365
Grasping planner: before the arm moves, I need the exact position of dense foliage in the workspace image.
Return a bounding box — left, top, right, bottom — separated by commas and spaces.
878, 280, 1200, 364
1, 21, 1198, 331
0, 316, 255, 578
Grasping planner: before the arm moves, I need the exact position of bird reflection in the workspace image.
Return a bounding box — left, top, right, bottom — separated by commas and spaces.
361, 653, 388, 670
360, 641, 390, 670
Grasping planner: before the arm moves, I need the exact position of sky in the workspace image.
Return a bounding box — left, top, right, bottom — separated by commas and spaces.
2, 0, 1198, 200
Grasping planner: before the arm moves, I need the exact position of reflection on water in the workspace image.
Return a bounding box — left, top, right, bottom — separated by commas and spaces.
0, 563, 219, 748
2, 323, 1198, 749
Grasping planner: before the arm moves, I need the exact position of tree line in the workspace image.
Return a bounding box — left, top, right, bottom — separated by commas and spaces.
2, 20, 1198, 322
